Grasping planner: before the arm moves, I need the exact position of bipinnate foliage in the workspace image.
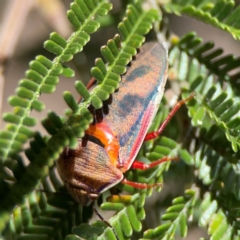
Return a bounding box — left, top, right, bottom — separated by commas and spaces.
164, 0, 240, 40
0, 0, 240, 239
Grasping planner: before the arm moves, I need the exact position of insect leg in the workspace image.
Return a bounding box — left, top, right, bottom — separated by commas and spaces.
93, 205, 112, 228
144, 93, 195, 141
93, 205, 120, 240
121, 178, 163, 189
131, 156, 179, 170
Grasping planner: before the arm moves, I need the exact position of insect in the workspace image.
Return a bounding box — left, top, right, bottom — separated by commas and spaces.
57, 41, 193, 206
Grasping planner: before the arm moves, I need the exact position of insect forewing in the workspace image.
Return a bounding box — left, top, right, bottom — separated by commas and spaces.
104, 42, 168, 172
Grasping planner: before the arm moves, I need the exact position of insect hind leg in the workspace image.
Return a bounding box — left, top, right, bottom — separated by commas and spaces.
120, 156, 178, 189
131, 156, 179, 170
121, 178, 163, 189
144, 93, 194, 141
119, 94, 195, 190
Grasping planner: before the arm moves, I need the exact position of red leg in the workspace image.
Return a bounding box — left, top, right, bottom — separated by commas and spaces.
120, 157, 178, 189
120, 94, 194, 191
144, 93, 194, 141
131, 156, 179, 170
121, 178, 163, 189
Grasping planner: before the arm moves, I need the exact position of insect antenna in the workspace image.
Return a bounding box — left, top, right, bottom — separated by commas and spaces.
93, 205, 111, 228
93, 205, 120, 240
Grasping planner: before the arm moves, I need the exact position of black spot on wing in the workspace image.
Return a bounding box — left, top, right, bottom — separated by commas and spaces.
126, 65, 151, 82
117, 94, 144, 118
118, 92, 154, 146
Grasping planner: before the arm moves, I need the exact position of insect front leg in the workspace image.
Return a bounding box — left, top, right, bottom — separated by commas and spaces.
144, 93, 195, 141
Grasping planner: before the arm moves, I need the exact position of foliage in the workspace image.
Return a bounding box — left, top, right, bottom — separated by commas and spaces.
0, 0, 240, 239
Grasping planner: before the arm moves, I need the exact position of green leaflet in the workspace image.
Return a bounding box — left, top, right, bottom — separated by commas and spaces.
0, 0, 112, 162
143, 190, 196, 239
164, 0, 240, 40
169, 32, 240, 152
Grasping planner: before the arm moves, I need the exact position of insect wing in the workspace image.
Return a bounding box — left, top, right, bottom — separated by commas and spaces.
104, 42, 168, 172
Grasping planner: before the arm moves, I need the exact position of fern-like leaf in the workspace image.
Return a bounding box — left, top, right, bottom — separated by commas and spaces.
166, 31, 240, 237
192, 127, 240, 216
4, 167, 85, 239
0, 0, 112, 162
164, 0, 240, 40
2, 0, 240, 239
169, 32, 240, 152
143, 189, 196, 239
71, 193, 146, 240
0, 2, 159, 236
199, 192, 239, 239
66, 4, 159, 111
